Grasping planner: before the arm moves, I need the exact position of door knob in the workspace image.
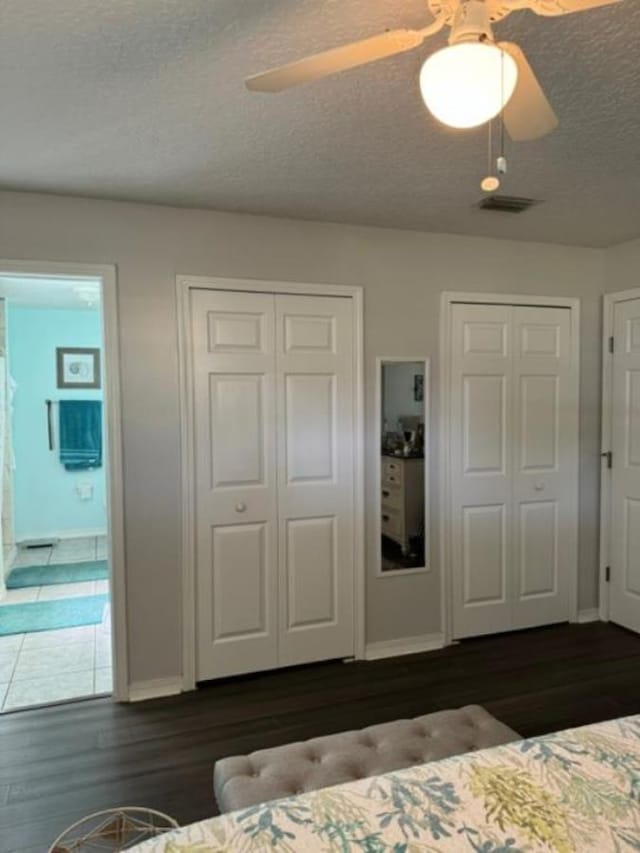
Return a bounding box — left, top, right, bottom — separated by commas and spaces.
235, 502, 247, 513
534, 481, 545, 491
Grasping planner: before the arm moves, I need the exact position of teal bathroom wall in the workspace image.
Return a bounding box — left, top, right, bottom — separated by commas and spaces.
383, 361, 424, 430
8, 305, 106, 542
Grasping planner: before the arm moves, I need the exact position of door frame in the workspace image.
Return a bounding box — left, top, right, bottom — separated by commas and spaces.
176, 274, 365, 692
599, 288, 640, 621
439, 291, 581, 645
0, 259, 129, 701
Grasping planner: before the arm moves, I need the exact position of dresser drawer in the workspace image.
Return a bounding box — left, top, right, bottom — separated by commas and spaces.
381, 507, 404, 540
382, 458, 403, 488
381, 483, 403, 512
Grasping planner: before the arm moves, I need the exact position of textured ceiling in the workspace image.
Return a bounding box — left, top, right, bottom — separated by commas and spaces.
0, 0, 638, 247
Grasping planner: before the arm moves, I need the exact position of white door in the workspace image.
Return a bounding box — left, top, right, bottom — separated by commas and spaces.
191, 289, 356, 681
610, 297, 640, 633
450, 302, 577, 639
275, 295, 355, 665
191, 289, 279, 679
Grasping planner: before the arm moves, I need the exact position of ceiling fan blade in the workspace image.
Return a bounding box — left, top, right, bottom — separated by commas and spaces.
499, 42, 559, 141
530, 0, 621, 16
246, 28, 427, 92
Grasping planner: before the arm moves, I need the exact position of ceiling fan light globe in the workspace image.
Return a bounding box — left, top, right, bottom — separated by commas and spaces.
419, 42, 518, 130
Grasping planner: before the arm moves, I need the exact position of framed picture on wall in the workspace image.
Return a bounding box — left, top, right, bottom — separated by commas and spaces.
413, 374, 424, 402
56, 347, 101, 389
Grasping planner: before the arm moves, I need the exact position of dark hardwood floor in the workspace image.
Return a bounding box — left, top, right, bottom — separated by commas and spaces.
1, 621, 639, 852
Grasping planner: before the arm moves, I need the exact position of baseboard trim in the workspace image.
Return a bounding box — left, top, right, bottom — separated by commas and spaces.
364, 633, 445, 661
577, 608, 600, 624
128, 677, 183, 703
2, 544, 16, 582
17, 529, 108, 546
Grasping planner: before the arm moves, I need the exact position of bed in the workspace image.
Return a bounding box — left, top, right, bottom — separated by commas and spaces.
131, 714, 640, 852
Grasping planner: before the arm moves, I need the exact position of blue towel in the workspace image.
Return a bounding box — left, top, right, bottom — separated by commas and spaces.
59, 400, 102, 470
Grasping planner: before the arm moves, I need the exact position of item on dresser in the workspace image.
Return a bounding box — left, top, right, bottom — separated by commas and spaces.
213, 705, 520, 813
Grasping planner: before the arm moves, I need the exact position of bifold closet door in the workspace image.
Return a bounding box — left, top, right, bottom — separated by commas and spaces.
191, 288, 356, 681
450, 302, 576, 640
191, 289, 279, 680
275, 295, 355, 666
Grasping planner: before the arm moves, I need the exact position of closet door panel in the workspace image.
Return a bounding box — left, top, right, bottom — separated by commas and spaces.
286, 516, 337, 629
191, 289, 278, 680
211, 523, 269, 640
518, 500, 558, 597
209, 373, 266, 489
463, 375, 507, 474
512, 306, 575, 629
451, 304, 514, 638
276, 295, 355, 665
519, 375, 559, 471
285, 373, 336, 483
462, 504, 507, 605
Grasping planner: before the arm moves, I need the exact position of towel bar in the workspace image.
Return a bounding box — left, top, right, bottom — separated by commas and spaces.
46, 399, 54, 450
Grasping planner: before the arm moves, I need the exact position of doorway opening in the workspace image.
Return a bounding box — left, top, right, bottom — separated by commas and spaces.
0, 271, 120, 711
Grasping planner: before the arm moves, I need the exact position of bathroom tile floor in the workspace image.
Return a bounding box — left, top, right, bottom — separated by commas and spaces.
0, 536, 112, 713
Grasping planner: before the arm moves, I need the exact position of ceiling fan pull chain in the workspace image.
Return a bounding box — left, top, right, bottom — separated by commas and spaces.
498, 50, 508, 175
481, 119, 501, 192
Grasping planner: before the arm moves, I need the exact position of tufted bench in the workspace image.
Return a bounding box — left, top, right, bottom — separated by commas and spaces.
213, 705, 520, 813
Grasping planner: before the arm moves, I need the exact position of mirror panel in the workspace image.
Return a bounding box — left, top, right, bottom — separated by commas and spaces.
379, 360, 428, 573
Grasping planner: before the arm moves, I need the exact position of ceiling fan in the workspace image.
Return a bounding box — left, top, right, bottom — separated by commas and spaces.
246, 0, 621, 141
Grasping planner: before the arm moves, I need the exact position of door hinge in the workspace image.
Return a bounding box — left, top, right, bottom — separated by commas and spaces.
602, 451, 613, 469
605, 566, 611, 583
609, 336, 614, 354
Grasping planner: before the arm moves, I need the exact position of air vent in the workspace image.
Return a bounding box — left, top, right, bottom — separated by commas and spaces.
476, 195, 541, 214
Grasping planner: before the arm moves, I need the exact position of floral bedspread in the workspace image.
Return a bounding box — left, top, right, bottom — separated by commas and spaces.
133, 715, 640, 852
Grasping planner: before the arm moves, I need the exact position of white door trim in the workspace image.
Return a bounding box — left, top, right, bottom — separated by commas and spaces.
0, 258, 129, 701
374, 356, 431, 578
439, 291, 581, 645
599, 287, 640, 622
176, 274, 365, 692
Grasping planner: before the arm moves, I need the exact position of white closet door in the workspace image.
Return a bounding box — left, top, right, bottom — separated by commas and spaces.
275, 295, 355, 665
610, 297, 640, 634
191, 289, 278, 680
451, 302, 576, 639
451, 304, 513, 638
512, 306, 575, 629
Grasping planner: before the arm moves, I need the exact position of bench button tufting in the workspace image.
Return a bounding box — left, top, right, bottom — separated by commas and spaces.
214, 707, 521, 814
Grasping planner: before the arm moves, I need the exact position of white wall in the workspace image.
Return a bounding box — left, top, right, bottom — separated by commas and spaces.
605, 237, 640, 292
0, 190, 606, 685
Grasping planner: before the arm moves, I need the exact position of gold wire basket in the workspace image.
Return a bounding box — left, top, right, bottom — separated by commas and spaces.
49, 807, 179, 852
